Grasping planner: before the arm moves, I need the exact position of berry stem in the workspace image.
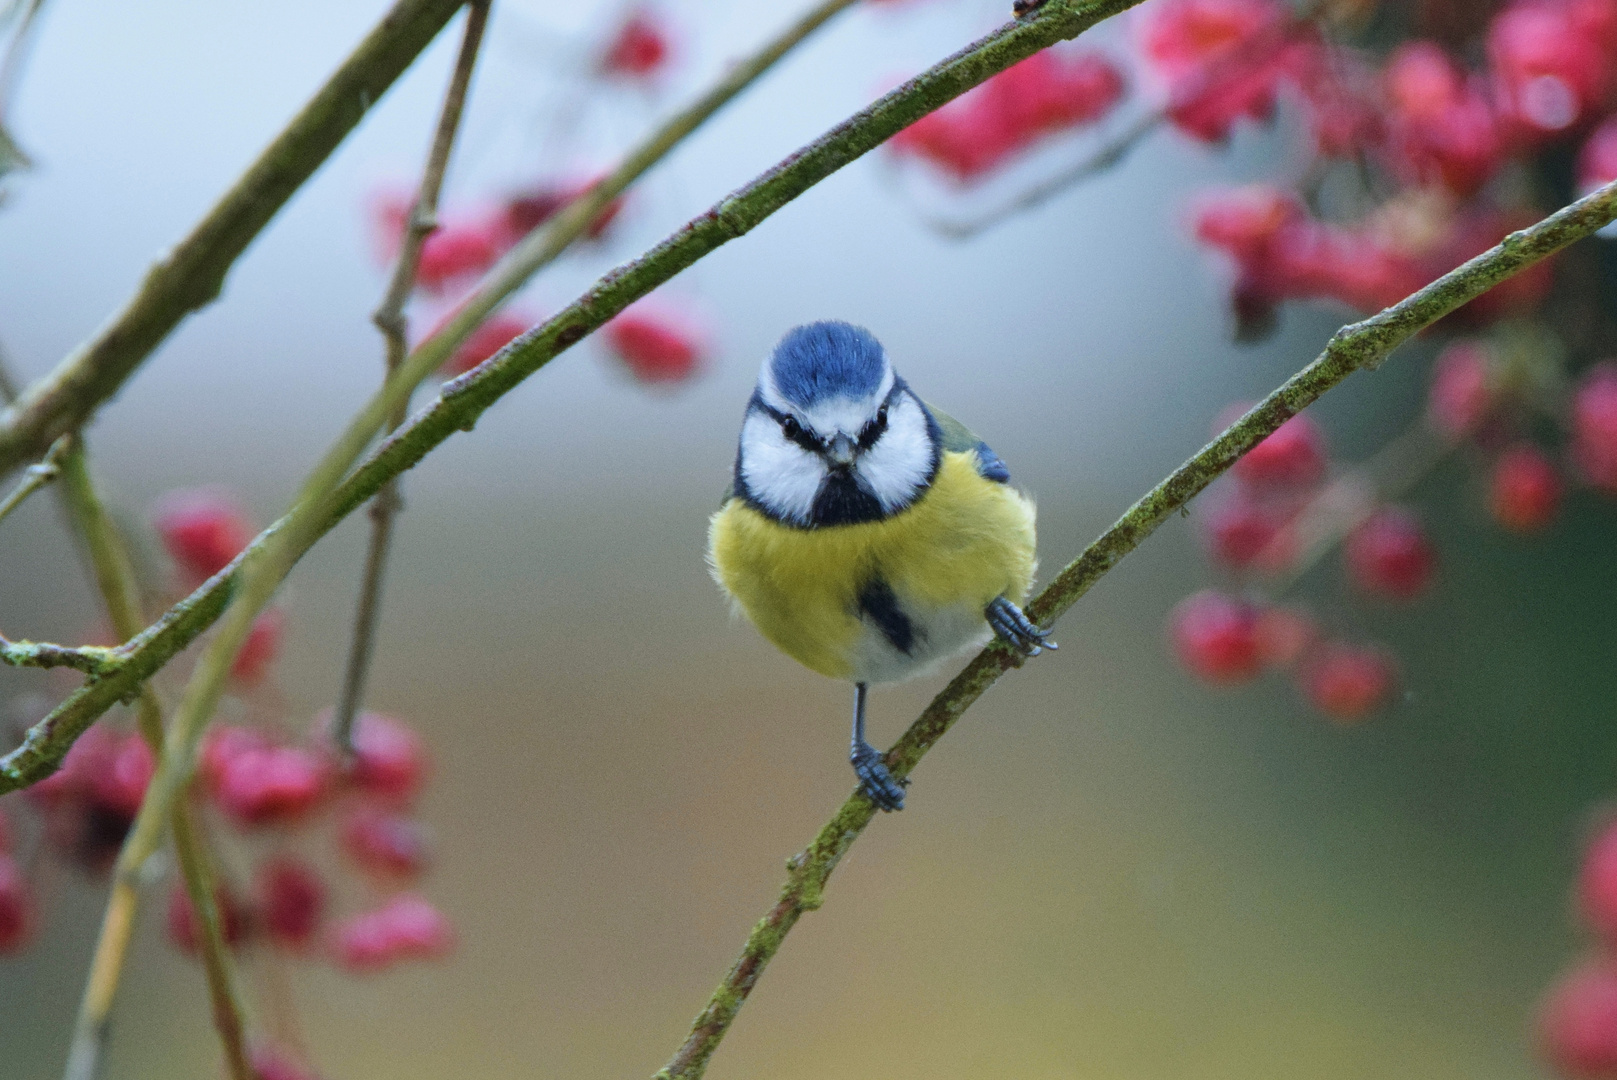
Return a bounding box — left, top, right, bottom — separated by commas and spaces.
0, 432, 69, 529
333, 0, 492, 756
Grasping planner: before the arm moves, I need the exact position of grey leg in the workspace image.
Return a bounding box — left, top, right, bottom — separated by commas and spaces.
849, 682, 906, 811
986, 595, 1057, 657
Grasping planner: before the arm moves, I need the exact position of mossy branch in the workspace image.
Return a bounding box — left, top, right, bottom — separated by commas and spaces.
0, 634, 114, 676
648, 180, 1617, 1080
0, 0, 467, 481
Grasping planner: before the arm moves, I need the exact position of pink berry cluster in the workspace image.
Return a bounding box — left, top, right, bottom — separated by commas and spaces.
364, 5, 706, 388
0, 489, 452, 1022
1538, 819, 1617, 1079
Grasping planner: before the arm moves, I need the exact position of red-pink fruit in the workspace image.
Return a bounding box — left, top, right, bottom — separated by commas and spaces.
1427, 340, 1493, 439
415, 222, 501, 293
345, 712, 429, 805
1234, 412, 1327, 488
1345, 507, 1436, 599
1194, 185, 1303, 261
500, 180, 625, 244
1254, 605, 1316, 670
339, 808, 431, 879
230, 608, 284, 686
442, 314, 529, 377
198, 726, 272, 792
153, 490, 253, 582
1383, 42, 1503, 197
210, 744, 330, 829
1579, 115, 1617, 190
1491, 444, 1562, 532
599, 10, 670, 78
332, 894, 454, 973
0, 856, 34, 952
1201, 492, 1296, 572
1169, 590, 1263, 684
249, 1045, 322, 1080
1580, 818, 1617, 943
604, 309, 703, 384
1573, 362, 1617, 493
165, 881, 250, 954
1297, 642, 1396, 721
1489, 0, 1617, 141
1538, 958, 1617, 1078
256, 857, 326, 950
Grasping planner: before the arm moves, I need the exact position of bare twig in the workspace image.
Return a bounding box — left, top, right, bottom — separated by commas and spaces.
333, 0, 491, 755
0, 0, 467, 481
647, 184, 1617, 1080
0, 432, 68, 527
0, 634, 113, 675
53, 439, 252, 1080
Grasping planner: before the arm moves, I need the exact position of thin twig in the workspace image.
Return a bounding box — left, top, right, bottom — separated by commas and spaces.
0, 635, 113, 675
646, 186, 1617, 1080
0, 0, 467, 481
334, 0, 491, 755
53, 439, 253, 1080
0, 431, 68, 527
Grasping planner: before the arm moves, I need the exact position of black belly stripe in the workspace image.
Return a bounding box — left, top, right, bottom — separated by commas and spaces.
858, 577, 917, 655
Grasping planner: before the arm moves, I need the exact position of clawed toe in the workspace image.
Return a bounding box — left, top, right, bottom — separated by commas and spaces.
986, 596, 1056, 657
851, 744, 906, 812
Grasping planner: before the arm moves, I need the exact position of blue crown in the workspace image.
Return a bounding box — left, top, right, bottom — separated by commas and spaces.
767, 321, 887, 409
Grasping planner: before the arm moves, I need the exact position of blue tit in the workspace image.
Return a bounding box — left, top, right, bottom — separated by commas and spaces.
708, 321, 1054, 811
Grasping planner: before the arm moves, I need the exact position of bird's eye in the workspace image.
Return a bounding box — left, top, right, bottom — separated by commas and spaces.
781, 415, 803, 440
876, 405, 888, 425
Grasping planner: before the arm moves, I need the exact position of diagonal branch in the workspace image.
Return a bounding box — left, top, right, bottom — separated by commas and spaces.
647, 181, 1617, 1080
0, 0, 467, 481
1, 6, 1610, 808
0, 432, 69, 527
333, 0, 491, 755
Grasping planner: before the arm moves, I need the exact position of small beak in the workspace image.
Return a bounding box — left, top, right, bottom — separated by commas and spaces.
826, 433, 857, 468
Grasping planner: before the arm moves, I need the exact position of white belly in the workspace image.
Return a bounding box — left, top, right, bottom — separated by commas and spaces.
847, 599, 994, 686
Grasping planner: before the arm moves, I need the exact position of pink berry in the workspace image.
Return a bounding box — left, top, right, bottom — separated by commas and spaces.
1382, 42, 1503, 197
199, 726, 272, 791
230, 608, 284, 686
1573, 363, 1617, 493
1254, 605, 1317, 670
1201, 491, 1296, 572
1169, 590, 1263, 684
0, 855, 35, 953
343, 712, 429, 805
165, 881, 251, 954
339, 808, 431, 880
442, 314, 529, 377
1491, 444, 1562, 532
1538, 959, 1617, 1078
249, 1045, 322, 1080
599, 10, 670, 79
1489, 0, 1617, 141
1579, 819, 1617, 943
415, 221, 501, 293
153, 489, 253, 582
256, 857, 326, 949
1345, 507, 1436, 600
1579, 116, 1617, 191
1297, 642, 1396, 721
210, 744, 330, 829
1193, 185, 1303, 261
1427, 341, 1493, 440
1234, 412, 1327, 488
501, 180, 624, 244
604, 308, 703, 384
332, 893, 454, 973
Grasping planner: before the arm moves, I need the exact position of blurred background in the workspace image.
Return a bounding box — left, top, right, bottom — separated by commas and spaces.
1, 0, 1615, 1078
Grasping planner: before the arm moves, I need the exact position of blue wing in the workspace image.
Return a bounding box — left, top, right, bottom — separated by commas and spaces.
927, 403, 1011, 484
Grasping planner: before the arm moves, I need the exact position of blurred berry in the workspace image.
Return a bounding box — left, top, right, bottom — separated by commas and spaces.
501, 180, 624, 244
1578, 818, 1617, 944
256, 857, 326, 950
209, 743, 331, 830
342, 712, 429, 806
0, 856, 34, 953
154, 490, 253, 582
1169, 590, 1263, 684
415, 221, 502, 293
1490, 444, 1562, 532
1573, 362, 1617, 493
1427, 340, 1493, 440
442, 314, 530, 377
1345, 507, 1436, 599
332, 894, 454, 973
166, 881, 251, 954
1201, 490, 1296, 572
230, 608, 285, 687
250, 1045, 322, 1080
1194, 185, 1303, 261
890, 49, 1123, 180
1140, 0, 1303, 142
599, 10, 671, 80
1254, 605, 1317, 670
1488, 0, 1617, 142
339, 808, 431, 880
28, 726, 152, 872
1538, 959, 1617, 1079
1578, 115, 1617, 190
1234, 412, 1327, 488
1383, 42, 1503, 197
604, 307, 704, 384
1297, 641, 1396, 721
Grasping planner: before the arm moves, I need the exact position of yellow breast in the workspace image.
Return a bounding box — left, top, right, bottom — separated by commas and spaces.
707, 450, 1037, 681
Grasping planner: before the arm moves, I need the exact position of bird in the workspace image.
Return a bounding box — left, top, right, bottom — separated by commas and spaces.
708, 320, 1053, 811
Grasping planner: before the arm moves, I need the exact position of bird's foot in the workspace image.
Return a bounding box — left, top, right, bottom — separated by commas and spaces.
851, 740, 908, 812
986, 595, 1056, 657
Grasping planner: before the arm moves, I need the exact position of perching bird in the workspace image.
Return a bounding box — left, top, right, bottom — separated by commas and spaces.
708, 321, 1053, 811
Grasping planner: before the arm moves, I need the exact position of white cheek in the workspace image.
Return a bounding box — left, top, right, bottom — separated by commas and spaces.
739, 412, 825, 525
855, 397, 932, 512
